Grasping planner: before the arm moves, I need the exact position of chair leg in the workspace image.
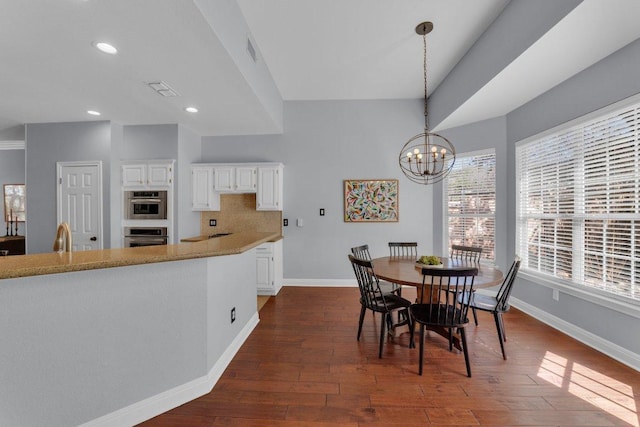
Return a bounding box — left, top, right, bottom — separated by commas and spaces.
498, 312, 507, 341
418, 324, 425, 375
386, 312, 394, 333
357, 305, 366, 341
472, 307, 478, 326
460, 327, 472, 377
379, 312, 386, 358
494, 312, 507, 360
448, 328, 453, 351
409, 313, 415, 349
408, 314, 415, 349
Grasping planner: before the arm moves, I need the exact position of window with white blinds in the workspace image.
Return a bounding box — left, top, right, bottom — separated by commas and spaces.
444, 151, 496, 262
516, 102, 640, 302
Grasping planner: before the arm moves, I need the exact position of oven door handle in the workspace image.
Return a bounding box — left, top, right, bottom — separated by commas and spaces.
126, 236, 167, 242
130, 199, 162, 203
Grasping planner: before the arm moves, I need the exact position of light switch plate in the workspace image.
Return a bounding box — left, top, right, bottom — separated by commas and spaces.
297, 218, 304, 227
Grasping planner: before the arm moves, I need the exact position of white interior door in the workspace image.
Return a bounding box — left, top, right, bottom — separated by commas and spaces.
57, 162, 103, 251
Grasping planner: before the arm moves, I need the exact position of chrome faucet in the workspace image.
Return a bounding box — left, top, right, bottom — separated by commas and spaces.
53, 222, 73, 252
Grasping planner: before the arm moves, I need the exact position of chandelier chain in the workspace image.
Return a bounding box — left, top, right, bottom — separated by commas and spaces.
423, 29, 428, 131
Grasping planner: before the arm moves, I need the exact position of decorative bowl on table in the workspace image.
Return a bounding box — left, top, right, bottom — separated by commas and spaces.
415, 255, 443, 269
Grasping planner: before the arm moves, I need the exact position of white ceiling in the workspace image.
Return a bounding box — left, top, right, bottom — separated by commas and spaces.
1, 0, 639, 138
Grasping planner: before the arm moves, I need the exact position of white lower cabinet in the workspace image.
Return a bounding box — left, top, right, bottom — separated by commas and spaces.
256, 240, 283, 296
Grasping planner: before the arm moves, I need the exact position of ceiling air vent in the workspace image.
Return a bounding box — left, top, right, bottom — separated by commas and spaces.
247, 37, 257, 63
147, 81, 180, 97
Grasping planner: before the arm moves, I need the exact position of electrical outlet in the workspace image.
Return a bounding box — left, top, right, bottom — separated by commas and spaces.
283, 218, 288, 227
552, 289, 559, 301
209, 219, 217, 227
319, 208, 325, 216
230, 307, 236, 323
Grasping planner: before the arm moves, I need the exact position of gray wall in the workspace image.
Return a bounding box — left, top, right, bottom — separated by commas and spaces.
25, 121, 113, 253
203, 99, 448, 281
0, 125, 25, 141
0, 149, 26, 236
504, 38, 640, 359
109, 123, 124, 247
177, 125, 202, 240
434, 117, 509, 269
122, 124, 179, 160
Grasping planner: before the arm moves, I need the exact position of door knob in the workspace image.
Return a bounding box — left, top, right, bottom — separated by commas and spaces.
90, 236, 97, 241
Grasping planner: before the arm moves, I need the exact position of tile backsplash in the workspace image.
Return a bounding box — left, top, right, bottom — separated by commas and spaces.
200, 193, 282, 235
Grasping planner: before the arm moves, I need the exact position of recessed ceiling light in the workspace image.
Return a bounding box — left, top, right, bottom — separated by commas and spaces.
94, 42, 118, 55
87, 110, 101, 116
185, 107, 198, 113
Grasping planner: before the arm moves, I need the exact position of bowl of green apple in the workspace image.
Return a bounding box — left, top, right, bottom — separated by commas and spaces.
415, 255, 443, 269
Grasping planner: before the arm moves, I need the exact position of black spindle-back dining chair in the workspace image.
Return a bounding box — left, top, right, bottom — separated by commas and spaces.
450, 244, 483, 324
351, 244, 402, 296
464, 256, 521, 360
348, 254, 413, 358
388, 242, 418, 258
450, 244, 483, 262
410, 266, 478, 377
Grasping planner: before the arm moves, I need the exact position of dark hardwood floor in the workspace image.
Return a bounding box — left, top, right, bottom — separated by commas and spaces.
140, 286, 640, 426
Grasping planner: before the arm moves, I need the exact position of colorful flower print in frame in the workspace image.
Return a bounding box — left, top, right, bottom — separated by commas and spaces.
344, 179, 399, 222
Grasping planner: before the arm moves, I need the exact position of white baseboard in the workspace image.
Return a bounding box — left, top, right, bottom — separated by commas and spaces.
283, 278, 356, 287
511, 297, 640, 372
81, 312, 260, 427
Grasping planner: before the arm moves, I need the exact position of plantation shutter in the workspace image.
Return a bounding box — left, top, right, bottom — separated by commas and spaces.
517, 103, 640, 300
445, 151, 496, 261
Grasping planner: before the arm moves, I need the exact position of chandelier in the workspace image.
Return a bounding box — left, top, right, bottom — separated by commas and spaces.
399, 21, 455, 185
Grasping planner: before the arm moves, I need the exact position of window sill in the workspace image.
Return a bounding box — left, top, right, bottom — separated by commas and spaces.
519, 270, 640, 320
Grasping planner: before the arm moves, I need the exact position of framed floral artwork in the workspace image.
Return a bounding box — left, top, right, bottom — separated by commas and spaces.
344, 179, 399, 222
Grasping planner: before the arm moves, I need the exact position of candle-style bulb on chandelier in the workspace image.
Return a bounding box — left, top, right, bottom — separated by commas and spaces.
399, 21, 455, 185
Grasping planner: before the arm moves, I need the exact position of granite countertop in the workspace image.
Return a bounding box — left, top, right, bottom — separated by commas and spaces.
0, 231, 281, 280
181, 233, 283, 243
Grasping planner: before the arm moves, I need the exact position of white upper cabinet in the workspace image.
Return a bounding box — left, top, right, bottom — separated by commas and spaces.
148, 162, 173, 186
122, 164, 146, 187
190, 162, 283, 211
213, 167, 235, 192
122, 160, 173, 188
191, 165, 220, 211
235, 166, 257, 192
213, 166, 257, 192
257, 164, 283, 211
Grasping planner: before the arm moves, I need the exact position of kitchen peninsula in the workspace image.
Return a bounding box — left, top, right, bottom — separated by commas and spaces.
0, 232, 281, 427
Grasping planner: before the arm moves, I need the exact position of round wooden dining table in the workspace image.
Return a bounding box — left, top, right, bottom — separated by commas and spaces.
371, 256, 503, 290
371, 256, 504, 350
